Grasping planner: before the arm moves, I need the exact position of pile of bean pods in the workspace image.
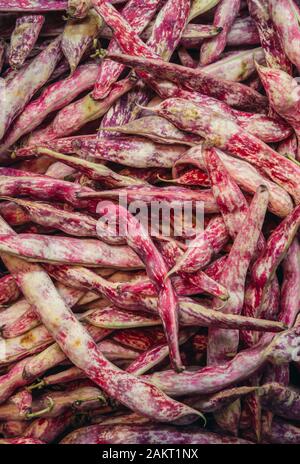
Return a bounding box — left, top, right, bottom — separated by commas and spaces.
0, 0, 299, 445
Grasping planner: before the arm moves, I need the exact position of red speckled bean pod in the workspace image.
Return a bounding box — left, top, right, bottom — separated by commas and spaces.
92, 0, 161, 100
243, 204, 300, 346
145, 78, 291, 144
189, 0, 221, 21
257, 64, 300, 160
0, 1, 67, 12
259, 382, 300, 421
187, 386, 258, 413
25, 147, 147, 187
177, 24, 223, 49
269, 0, 300, 72
167, 216, 228, 276
178, 47, 197, 69
0, 233, 144, 268
144, 326, 300, 396
96, 202, 183, 372
62, 9, 103, 73
0, 438, 45, 444
0, 217, 200, 424
200, 0, 241, 66
164, 168, 210, 187
0, 62, 99, 155
68, 134, 187, 168
226, 16, 259, 47
78, 184, 219, 213
27, 76, 133, 145
0, 327, 108, 404
67, 0, 92, 19
0, 200, 30, 226
60, 423, 254, 444
102, 115, 202, 145
278, 133, 298, 159
9, 15, 45, 69
23, 414, 74, 443
0, 385, 109, 421
174, 145, 293, 218
248, 0, 292, 73
207, 183, 269, 365
0, 274, 20, 306
106, 52, 267, 111
82, 305, 161, 329
0, 36, 62, 143
203, 146, 249, 239
98, 0, 191, 134
279, 238, 300, 328
142, 98, 300, 203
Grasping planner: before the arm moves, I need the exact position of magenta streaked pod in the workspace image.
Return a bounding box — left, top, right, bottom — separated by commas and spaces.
0, 1, 67, 12
0, 36, 62, 143
23, 414, 74, 443
96, 202, 183, 372
0, 284, 84, 339
262, 417, 300, 444
60, 424, 254, 444
200, 0, 241, 66
0, 438, 45, 445
9, 15, 45, 69
148, 79, 291, 144
278, 238, 300, 328
259, 382, 300, 421
0, 224, 200, 424
243, 204, 300, 346
269, 0, 300, 72
203, 146, 249, 239
70, 134, 187, 168
0, 274, 20, 306
67, 0, 91, 19
101, 116, 202, 146
92, 0, 161, 100
206, 182, 269, 365
224, 16, 260, 47
178, 47, 197, 69
277, 133, 298, 159
174, 145, 293, 218
62, 9, 103, 73
98, 0, 192, 134
106, 52, 267, 111
202, 48, 265, 83
248, 0, 292, 73
78, 185, 219, 214
0, 62, 99, 155
144, 326, 300, 396
0, 233, 144, 269
167, 216, 229, 276
27, 77, 133, 145
257, 64, 300, 159
0, 385, 111, 421
142, 98, 300, 203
